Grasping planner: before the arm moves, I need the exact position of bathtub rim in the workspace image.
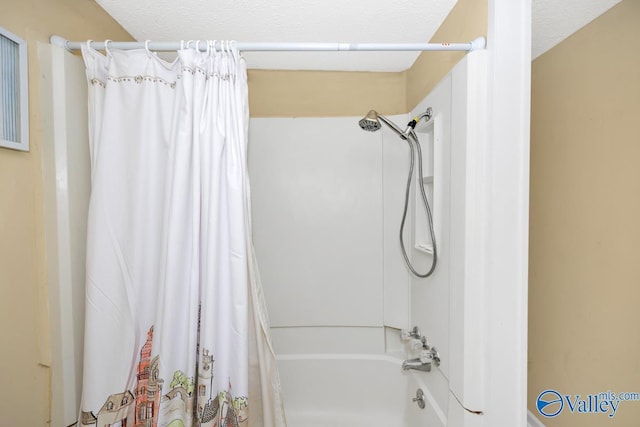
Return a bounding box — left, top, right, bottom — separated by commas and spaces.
275, 352, 447, 425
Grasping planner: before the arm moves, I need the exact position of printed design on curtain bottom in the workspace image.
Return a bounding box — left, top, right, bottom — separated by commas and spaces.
80, 326, 248, 427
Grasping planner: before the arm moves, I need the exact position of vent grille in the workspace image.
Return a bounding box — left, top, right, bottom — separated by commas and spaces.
0, 33, 20, 143
0, 27, 28, 151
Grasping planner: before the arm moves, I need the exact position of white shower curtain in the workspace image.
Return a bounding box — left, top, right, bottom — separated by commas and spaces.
79, 42, 286, 427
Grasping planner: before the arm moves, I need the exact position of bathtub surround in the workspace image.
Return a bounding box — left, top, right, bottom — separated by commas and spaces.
249, 50, 495, 425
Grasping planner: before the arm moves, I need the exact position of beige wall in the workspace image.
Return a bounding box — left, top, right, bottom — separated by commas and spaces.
248, 69, 406, 117
529, 1, 640, 425
0, 1, 131, 425
249, 0, 487, 117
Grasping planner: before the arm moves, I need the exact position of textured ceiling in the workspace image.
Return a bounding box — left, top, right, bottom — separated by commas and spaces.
532, 0, 622, 59
96, 0, 623, 71
95, 0, 458, 72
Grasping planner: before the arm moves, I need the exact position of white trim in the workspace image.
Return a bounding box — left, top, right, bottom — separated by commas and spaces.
483, 0, 531, 426
448, 50, 489, 412
40, 42, 90, 426
527, 410, 546, 427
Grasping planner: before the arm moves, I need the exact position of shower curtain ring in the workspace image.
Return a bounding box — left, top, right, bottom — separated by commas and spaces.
144, 40, 152, 56
104, 39, 112, 56
230, 40, 239, 60
212, 40, 217, 54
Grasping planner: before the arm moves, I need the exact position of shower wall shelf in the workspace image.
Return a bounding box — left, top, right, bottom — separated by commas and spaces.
413, 110, 436, 257
415, 243, 434, 255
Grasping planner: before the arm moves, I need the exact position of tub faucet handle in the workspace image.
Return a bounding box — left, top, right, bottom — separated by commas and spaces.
412, 388, 426, 409
420, 347, 440, 366
410, 338, 425, 349
401, 326, 421, 341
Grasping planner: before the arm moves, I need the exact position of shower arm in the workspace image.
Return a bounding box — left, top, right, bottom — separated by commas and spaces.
377, 108, 433, 140
377, 114, 409, 139
406, 108, 433, 131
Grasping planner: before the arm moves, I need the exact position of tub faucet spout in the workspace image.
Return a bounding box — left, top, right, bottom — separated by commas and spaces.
402, 357, 432, 372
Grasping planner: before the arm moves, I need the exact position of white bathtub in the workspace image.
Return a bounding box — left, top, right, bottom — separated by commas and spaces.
276, 354, 447, 427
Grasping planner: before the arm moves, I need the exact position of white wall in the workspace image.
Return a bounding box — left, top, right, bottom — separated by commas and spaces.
249, 115, 411, 354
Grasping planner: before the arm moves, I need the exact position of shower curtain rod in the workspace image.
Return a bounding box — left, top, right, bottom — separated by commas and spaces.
50, 35, 486, 53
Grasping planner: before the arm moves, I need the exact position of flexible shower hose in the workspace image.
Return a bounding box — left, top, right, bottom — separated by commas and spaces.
398, 130, 438, 278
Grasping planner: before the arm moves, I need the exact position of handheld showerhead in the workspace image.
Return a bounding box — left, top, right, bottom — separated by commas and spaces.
356, 106, 438, 278
358, 110, 382, 132
358, 110, 407, 138
359, 108, 433, 136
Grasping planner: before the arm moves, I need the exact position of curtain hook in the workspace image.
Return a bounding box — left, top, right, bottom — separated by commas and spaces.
145, 40, 152, 57
206, 40, 211, 56
230, 40, 238, 60
180, 40, 184, 50
186, 40, 194, 49
211, 40, 217, 54
196, 40, 202, 53
104, 39, 112, 56
86, 39, 93, 51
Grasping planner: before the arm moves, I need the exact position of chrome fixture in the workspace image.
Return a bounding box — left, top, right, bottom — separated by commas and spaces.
400, 325, 441, 373
401, 326, 422, 340
402, 357, 432, 372
413, 388, 426, 409
411, 334, 441, 366
359, 110, 407, 137
358, 108, 437, 278
402, 345, 440, 372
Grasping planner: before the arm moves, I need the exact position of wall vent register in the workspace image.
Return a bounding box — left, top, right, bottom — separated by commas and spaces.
0, 26, 28, 151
